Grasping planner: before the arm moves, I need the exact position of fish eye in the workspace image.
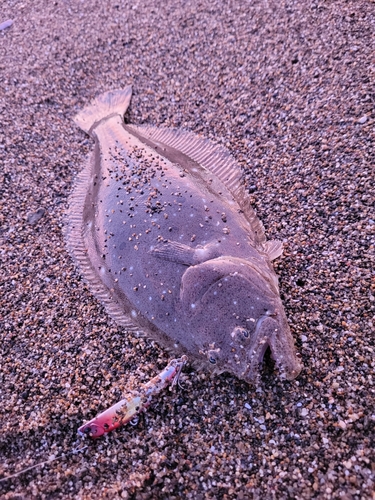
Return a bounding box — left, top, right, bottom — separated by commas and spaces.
231, 326, 250, 341
206, 348, 220, 365
209, 355, 217, 364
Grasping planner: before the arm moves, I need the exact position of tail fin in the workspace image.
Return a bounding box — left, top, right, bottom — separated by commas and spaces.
74, 86, 132, 134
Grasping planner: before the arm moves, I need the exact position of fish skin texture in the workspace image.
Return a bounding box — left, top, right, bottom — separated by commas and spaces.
66, 87, 302, 383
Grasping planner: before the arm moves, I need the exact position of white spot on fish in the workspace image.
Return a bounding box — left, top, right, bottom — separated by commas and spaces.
131, 310, 137, 318
191, 303, 196, 309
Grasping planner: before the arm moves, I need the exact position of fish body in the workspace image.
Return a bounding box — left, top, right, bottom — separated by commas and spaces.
67, 87, 302, 383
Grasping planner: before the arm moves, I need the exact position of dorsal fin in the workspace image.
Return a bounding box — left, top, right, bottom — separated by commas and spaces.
127, 124, 266, 244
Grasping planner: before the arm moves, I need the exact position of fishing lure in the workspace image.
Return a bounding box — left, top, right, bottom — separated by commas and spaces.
78, 355, 187, 438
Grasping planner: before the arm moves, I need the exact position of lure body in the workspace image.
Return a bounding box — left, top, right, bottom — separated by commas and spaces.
78, 356, 187, 438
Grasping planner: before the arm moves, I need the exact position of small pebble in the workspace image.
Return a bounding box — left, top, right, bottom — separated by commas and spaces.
0, 19, 13, 31
27, 207, 45, 225
338, 420, 347, 430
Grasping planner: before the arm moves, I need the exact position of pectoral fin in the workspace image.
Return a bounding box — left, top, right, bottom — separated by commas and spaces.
150, 240, 222, 266
150, 241, 196, 266
262, 240, 283, 260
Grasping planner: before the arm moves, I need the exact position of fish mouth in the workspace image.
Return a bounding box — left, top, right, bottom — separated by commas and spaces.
243, 314, 302, 382
255, 337, 271, 364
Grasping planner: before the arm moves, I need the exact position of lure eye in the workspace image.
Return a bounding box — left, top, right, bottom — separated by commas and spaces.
209, 355, 217, 364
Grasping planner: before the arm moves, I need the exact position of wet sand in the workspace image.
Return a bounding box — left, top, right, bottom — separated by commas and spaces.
0, 0, 374, 498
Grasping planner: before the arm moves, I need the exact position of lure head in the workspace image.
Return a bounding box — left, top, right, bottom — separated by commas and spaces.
78, 421, 109, 439
180, 257, 302, 383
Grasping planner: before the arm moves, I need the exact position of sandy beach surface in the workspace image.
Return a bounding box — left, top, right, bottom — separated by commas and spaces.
1, 0, 374, 498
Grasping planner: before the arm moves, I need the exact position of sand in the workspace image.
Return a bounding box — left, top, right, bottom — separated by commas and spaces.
0, 0, 374, 498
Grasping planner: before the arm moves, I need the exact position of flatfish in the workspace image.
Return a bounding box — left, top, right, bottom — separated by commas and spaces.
67, 87, 302, 383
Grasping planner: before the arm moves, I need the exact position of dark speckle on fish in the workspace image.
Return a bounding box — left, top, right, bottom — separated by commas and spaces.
66, 87, 302, 383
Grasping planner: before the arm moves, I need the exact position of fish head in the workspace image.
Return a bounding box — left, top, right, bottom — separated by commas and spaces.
180, 257, 302, 383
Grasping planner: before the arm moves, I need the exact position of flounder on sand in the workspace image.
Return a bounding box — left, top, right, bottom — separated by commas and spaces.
67, 87, 302, 384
